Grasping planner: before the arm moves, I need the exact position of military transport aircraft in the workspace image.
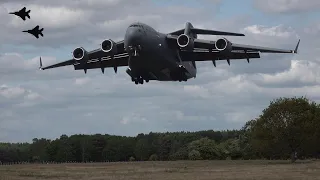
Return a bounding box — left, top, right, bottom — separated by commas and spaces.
39, 22, 300, 85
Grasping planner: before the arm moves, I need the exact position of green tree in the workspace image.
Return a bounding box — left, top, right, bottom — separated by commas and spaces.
149, 154, 158, 161
219, 138, 242, 160
188, 150, 202, 160
250, 97, 319, 161
188, 137, 221, 160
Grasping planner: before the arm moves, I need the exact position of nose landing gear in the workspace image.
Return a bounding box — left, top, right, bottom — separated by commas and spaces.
128, 45, 141, 57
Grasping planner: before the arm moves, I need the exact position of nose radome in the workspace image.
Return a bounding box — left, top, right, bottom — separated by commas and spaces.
126, 28, 142, 46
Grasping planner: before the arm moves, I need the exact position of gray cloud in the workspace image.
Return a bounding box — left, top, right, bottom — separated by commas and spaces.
0, 0, 319, 142
254, 0, 320, 13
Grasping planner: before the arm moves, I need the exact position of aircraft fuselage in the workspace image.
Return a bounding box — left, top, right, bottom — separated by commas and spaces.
123, 22, 196, 82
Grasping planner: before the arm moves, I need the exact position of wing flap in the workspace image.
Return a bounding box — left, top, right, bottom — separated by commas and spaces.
40, 59, 74, 70
232, 43, 293, 53
232, 39, 300, 53
179, 51, 260, 62
74, 55, 129, 70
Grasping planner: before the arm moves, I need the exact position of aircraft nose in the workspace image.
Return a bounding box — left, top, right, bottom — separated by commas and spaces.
126, 27, 143, 46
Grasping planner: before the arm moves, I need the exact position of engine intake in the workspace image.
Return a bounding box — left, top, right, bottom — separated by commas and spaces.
73, 47, 85, 60
215, 38, 232, 52
177, 34, 194, 51
72, 47, 89, 64
101, 39, 117, 54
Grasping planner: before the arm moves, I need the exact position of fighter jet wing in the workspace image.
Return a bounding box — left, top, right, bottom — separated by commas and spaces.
32, 33, 39, 39
40, 40, 127, 70
20, 15, 26, 21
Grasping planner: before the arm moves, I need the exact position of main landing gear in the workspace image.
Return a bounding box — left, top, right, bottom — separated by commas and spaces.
131, 76, 149, 85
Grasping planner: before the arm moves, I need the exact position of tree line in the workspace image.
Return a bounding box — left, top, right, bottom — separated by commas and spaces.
1, 96, 320, 163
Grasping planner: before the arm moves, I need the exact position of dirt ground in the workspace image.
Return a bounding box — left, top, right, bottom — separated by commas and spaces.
0, 160, 319, 180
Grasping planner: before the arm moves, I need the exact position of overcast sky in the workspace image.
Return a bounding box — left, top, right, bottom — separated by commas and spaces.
0, 0, 319, 143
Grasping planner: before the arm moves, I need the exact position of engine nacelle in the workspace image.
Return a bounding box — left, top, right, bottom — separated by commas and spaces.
215, 38, 232, 53
101, 39, 117, 54
177, 34, 194, 51
72, 47, 89, 63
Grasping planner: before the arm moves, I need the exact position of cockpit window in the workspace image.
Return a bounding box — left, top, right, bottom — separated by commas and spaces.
129, 24, 142, 28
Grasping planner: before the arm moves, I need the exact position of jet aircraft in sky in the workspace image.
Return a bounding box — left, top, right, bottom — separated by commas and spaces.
9, 7, 31, 21
39, 22, 300, 85
23, 25, 44, 39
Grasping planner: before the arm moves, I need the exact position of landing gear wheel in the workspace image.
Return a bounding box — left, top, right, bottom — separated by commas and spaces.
139, 77, 143, 84
145, 79, 149, 83
134, 79, 138, 85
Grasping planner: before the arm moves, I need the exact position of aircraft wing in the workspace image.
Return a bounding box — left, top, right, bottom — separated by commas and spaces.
166, 35, 300, 54
73, 54, 129, 71
166, 34, 216, 49
169, 28, 245, 36
231, 41, 300, 53
179, 50, 260, 64
40, 40, 128, 71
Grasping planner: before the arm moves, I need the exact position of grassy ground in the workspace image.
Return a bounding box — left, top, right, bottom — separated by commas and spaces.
0, 160, 319, 180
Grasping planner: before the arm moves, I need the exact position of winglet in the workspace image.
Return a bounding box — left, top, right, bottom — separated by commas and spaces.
39, 57, 43, 70
293, 39, 300, 54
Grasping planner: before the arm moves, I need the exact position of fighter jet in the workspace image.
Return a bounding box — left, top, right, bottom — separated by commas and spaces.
39, 22, 300, 85
23, 25, 44, 39
9, 7, 31, 21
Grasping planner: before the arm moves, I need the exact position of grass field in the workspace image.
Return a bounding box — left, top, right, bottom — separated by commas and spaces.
0, 160, 319, 180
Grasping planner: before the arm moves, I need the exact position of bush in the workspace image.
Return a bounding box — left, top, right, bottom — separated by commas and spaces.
188, 150, 202, 160
129, 156, 135, 161
149, 154, 158, 161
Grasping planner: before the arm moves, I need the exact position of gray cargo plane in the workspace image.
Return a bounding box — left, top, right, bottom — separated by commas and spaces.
39, 22, 300, 85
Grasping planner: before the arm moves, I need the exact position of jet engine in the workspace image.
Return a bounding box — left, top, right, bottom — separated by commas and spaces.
101, 39, 117, 54
177, 34, 194, 51
72, 47, 89, 62
215, 38, 232, 53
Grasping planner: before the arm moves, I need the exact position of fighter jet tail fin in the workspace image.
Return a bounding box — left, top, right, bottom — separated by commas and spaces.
39, 28, 44, 37
26, 10, 31, 19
